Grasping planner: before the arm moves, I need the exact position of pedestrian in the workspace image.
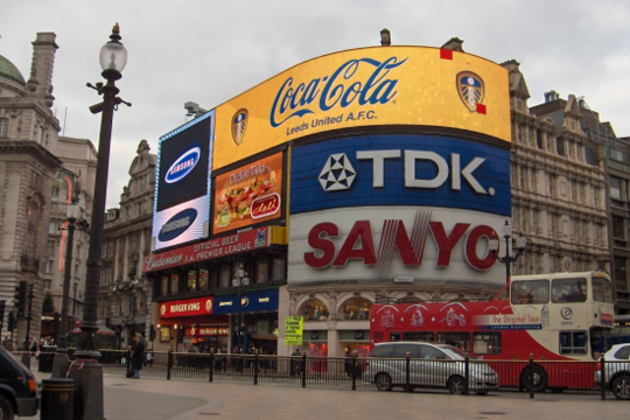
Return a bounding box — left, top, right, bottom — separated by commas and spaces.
131, 333, 145, 379
291, 348, 302, 376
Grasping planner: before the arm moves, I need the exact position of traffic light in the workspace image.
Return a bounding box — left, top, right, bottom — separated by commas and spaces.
14, 281, 26, 320
7, 311, 16, 332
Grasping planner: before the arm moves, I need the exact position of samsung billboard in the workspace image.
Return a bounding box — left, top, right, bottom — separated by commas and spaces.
152, 111, 215, 251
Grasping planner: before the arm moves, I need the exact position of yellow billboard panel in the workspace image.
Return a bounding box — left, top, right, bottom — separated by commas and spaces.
214, 46, 510, 169
284, 316, 303, 346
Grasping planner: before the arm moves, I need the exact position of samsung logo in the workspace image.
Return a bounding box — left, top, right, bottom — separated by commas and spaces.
270, 57, 406, 128
158, 208, 198, 242
165, 147, 201, 184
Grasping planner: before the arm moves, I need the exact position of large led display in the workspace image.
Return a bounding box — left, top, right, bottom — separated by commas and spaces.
290, 133, 510, 215
212, 46, 510, 169
152, 111, 215, 251
212, 151, 285, 235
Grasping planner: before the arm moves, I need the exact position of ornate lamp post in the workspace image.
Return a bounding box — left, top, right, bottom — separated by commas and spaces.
232, 268, 250, 354
489, 218, 527, 283
68, 24, 129, 420
51, 202, 81, 378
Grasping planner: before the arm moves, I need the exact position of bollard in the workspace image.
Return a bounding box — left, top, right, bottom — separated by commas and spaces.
405, 352, 411, 392
41, 378, 74, 420
600, 356, 606, 401
528, 353, 534, 399
464, 357, 470, 396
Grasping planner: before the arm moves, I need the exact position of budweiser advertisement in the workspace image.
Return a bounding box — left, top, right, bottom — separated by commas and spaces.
145, 226, 271, 273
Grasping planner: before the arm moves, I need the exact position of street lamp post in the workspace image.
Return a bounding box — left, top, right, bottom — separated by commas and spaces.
68, 24, 129, 420
489, 218, 527, 283
51, 202, 81, 378
232, 269, 250, 355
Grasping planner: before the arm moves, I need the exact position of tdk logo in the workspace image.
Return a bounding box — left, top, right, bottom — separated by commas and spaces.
165, 147, 201, 184
319, 153, 356, 191
319, 149, 494, 195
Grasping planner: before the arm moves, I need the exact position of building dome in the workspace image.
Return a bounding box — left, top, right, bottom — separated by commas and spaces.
0, 54, 27, 87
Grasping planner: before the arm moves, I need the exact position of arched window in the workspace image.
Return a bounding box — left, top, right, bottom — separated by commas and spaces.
339, 297, 372, 320
298, 298, 329, 321
0, 118, 8, 138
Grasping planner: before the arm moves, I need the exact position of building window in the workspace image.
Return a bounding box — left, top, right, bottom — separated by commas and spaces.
170, 273, 179, 294
47, 240, 56, 254
219, 264, 231, 288
272, 256, 286, 281
48, 222, 57, 234
160, 275, 169, 296
613, 216, 624, 239
610, 176, 622, 200
556, 138, 565, 156
256, 258, 269, 283
0, 118, 8, 138
536, 129, 543, 149
187, 269, 197, 291
199, 268, 209, 290
611, 148, 624, 162
45, 260, 53, 274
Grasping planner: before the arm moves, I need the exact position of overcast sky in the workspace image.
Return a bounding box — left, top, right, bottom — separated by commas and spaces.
2, 0, 629, 209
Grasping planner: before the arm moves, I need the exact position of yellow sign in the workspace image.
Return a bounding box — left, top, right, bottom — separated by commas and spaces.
213, 46, 510, 169
284, 316, 303, 346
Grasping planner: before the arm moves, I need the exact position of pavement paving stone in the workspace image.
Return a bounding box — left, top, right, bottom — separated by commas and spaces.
25, 370, 630, 420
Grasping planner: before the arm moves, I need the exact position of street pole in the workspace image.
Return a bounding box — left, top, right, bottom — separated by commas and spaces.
21, 284, 34, 368
51, 202, 80, 378
489, 218, 527, 284
68, 24, 129, 420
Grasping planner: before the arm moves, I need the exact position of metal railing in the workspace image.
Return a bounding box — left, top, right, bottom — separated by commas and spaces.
38, 350, 630, 400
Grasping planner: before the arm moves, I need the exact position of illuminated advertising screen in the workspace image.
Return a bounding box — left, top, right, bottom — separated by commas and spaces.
152, 111, 215, 251
212, 151, 284, 235
212, 46, 510, 169
290, 133, 510, 215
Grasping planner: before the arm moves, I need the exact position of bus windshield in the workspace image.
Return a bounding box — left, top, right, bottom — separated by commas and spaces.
592, 276, 614, 303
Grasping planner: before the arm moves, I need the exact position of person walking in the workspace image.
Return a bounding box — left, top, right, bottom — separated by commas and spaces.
131, 333, 146, 379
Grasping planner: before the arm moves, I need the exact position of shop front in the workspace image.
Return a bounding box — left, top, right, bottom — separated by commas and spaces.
214, 288, 279, 355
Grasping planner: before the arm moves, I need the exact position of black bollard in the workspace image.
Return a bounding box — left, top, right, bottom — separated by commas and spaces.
41, 378, 74, 420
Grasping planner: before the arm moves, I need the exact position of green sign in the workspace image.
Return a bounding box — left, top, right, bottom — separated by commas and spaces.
284, 316, 303, 345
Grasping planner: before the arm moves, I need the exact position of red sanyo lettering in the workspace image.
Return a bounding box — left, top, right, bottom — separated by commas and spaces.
304, 220, 496, 270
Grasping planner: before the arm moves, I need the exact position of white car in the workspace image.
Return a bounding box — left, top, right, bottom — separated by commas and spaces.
364, 342, 499, 395
594, 343, 630, 400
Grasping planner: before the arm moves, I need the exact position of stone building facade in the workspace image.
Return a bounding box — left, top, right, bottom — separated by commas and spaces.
100, 140, 156, 349
0, 33, 64, 346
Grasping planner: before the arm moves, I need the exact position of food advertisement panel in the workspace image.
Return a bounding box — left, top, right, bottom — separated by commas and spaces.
213, 46, 510, 169
213, 151, 284, 234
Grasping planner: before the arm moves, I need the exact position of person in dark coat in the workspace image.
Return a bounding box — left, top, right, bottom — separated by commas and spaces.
131, 333, 146, 379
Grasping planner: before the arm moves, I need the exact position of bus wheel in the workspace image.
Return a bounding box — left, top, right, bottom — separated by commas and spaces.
447, 376, 466, 394
611, 375, 630, 400
375, 373, 393, 392
521, 365, 548, 393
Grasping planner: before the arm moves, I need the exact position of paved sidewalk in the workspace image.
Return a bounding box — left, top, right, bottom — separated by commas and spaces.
29, 371, 630, 420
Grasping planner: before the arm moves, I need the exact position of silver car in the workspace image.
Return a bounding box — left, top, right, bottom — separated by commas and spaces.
594, 343, 630, 400
364, 342, 499, 395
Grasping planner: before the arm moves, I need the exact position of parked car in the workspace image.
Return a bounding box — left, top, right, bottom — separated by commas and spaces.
0, 347, 38, 420
364, 342, 499, 395
594, 343, 630, 400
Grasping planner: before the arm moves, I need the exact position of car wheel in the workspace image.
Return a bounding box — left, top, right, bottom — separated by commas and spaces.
0, 394, 15, 420
375, 373, 393, 391
521, 365, 548, 393
447, 376, 466, 394
611, 375, 630, 400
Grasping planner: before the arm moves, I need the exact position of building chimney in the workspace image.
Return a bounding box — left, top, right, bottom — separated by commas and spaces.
27, 32, 58, 108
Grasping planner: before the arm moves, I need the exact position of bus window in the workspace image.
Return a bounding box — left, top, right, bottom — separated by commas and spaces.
552, 277, 586, 303
390, 332, 401, 341
402, 332, 434, 342
592, 276, 614, 303
590, 327, 612, 359
473, 332, 502, 355
437, 332, 470, 351
511, 280, 549, 304
559, 331, 587, 355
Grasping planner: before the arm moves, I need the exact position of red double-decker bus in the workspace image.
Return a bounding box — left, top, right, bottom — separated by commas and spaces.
369, 271, 615, 391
